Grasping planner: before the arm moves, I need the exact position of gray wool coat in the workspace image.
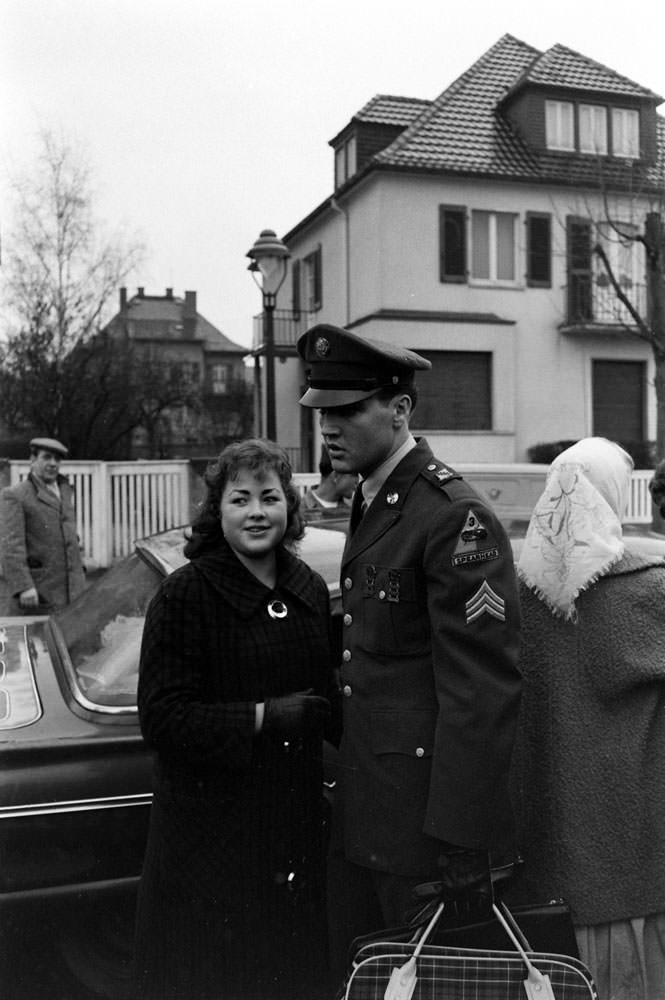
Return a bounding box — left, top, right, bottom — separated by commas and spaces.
510, 550, 665, 925
0, 473, 86, 613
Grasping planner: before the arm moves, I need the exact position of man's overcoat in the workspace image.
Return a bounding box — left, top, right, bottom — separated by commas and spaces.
0, 473, 85, 612
336, 439, 521, 876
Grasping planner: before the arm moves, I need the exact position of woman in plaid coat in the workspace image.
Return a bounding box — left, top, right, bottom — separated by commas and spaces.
134, 440, 339, 1000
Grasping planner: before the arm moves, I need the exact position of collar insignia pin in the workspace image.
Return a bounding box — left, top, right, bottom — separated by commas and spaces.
387, 492, 399, 505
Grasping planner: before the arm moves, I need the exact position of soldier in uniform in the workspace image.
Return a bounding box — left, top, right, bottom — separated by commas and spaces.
297, 324, 522, 979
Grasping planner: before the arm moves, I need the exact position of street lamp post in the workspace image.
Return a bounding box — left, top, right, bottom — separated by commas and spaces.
246, 229, 290, 442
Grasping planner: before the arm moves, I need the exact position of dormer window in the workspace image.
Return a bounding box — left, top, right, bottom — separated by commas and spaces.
545, 99, 640, 158
545, 100, 574, 151
334, 135, 357, 187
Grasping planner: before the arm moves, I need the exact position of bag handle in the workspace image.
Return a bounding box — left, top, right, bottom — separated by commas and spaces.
492, 904, 557, 1000
384, 901, 557, 1000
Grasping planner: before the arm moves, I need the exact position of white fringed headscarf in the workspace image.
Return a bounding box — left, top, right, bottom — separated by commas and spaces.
517, 437, 634, 621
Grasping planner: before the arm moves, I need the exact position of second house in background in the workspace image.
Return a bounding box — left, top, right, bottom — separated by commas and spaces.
252, 34, 664, 469
104, 288, 251, 459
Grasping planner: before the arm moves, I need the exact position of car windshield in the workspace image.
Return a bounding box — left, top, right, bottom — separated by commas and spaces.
51, 525, 344, 712
52, 529, 190, 710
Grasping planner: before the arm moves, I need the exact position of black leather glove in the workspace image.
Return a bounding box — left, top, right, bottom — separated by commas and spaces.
263, 689, 331, 737
437, 845, 492, 899
407, 850, 521, 925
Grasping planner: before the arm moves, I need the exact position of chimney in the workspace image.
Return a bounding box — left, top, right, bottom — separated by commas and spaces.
183, 290, 197, 339
119, 287, 127, 311
137, 286, 145, 298
165, 287, 173, 300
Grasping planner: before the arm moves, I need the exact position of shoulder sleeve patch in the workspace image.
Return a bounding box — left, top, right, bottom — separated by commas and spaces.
452, 509, 500, 567
420, 460, 463, 490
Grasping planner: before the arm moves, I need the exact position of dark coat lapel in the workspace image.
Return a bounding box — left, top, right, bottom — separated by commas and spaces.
190, 540, 322, 619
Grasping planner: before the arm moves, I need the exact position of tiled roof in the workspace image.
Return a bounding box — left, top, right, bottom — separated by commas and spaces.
511, 43, 662, 101
369, 34, 665, 190
118, 296, 247, 354
354, 94, 432, 128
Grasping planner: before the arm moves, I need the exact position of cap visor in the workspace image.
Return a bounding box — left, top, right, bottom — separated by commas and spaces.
299, 386, 381, 408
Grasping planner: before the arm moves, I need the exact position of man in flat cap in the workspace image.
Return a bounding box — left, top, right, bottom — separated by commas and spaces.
0, 438, 86, 614
297, 325, 522, 978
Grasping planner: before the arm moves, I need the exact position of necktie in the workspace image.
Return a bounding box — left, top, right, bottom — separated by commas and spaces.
349, 483, 365, 534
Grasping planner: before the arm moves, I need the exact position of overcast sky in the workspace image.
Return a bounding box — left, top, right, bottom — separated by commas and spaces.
2, 0, 664, 350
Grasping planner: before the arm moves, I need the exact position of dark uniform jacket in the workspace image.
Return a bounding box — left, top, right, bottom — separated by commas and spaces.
336, 439, 521, 877
0, 473, 86, 612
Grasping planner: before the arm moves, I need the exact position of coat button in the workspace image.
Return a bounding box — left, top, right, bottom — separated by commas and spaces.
343, 684, 352, 697
342, 649, 351, 662
416, 747, 425, 758
344, 578, 353, 590
343, 613, 352, 626
379, 590, 386, 600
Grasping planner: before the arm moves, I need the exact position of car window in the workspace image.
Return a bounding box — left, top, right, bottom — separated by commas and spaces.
0, 624, 42, 729
53, 550, 172, 710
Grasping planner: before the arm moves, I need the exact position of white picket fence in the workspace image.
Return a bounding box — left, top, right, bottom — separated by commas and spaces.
10, 460, 190, 568
8, 462, 656, 569
297, 468, 656, 524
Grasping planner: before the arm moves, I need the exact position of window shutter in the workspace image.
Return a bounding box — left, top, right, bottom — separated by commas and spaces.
313, 246, 322, 310
566, 217, 593, 322
527, 213, 551, 286
415, 351, 492, 430
593, 360, 645, 440
292, 259, 301, 319
439, 206, 467, 282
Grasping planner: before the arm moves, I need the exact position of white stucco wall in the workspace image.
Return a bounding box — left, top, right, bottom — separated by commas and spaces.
277, 171, 655, 468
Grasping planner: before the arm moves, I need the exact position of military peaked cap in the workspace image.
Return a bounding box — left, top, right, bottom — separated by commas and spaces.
297, 324, 431, 407
29, 437, 69, 458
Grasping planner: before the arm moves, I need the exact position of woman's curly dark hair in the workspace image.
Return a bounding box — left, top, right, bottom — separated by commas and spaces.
649, 459, 665, 515
184, 438, 305, 558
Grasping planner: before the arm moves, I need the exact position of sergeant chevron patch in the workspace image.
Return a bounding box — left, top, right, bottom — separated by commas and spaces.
465, 580, 506, 624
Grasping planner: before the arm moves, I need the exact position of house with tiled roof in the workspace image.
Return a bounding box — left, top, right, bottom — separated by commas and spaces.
254, 34, 665, 469
105, 287, 251, 458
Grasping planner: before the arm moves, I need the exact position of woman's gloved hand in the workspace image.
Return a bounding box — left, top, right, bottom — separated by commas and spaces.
263, 689, 331, 736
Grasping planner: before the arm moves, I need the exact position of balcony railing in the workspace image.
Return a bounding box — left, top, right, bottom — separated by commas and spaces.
252, 309, 317, 354
567, 276, 647, 327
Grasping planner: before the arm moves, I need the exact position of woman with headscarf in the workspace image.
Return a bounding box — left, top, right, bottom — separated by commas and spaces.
511, 437, 665, 1000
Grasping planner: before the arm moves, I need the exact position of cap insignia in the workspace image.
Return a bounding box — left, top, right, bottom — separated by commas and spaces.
315, 336, 331, 358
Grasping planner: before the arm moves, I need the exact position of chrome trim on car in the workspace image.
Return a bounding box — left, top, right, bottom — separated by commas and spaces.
0, 792, 153, 819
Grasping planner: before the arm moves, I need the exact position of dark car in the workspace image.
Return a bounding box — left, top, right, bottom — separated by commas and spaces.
0, 525, 346, 1000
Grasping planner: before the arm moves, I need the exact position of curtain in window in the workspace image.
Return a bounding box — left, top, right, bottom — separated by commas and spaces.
579, 104, 608, 154
612, 108, 639, 157
546, 100, 574, 150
